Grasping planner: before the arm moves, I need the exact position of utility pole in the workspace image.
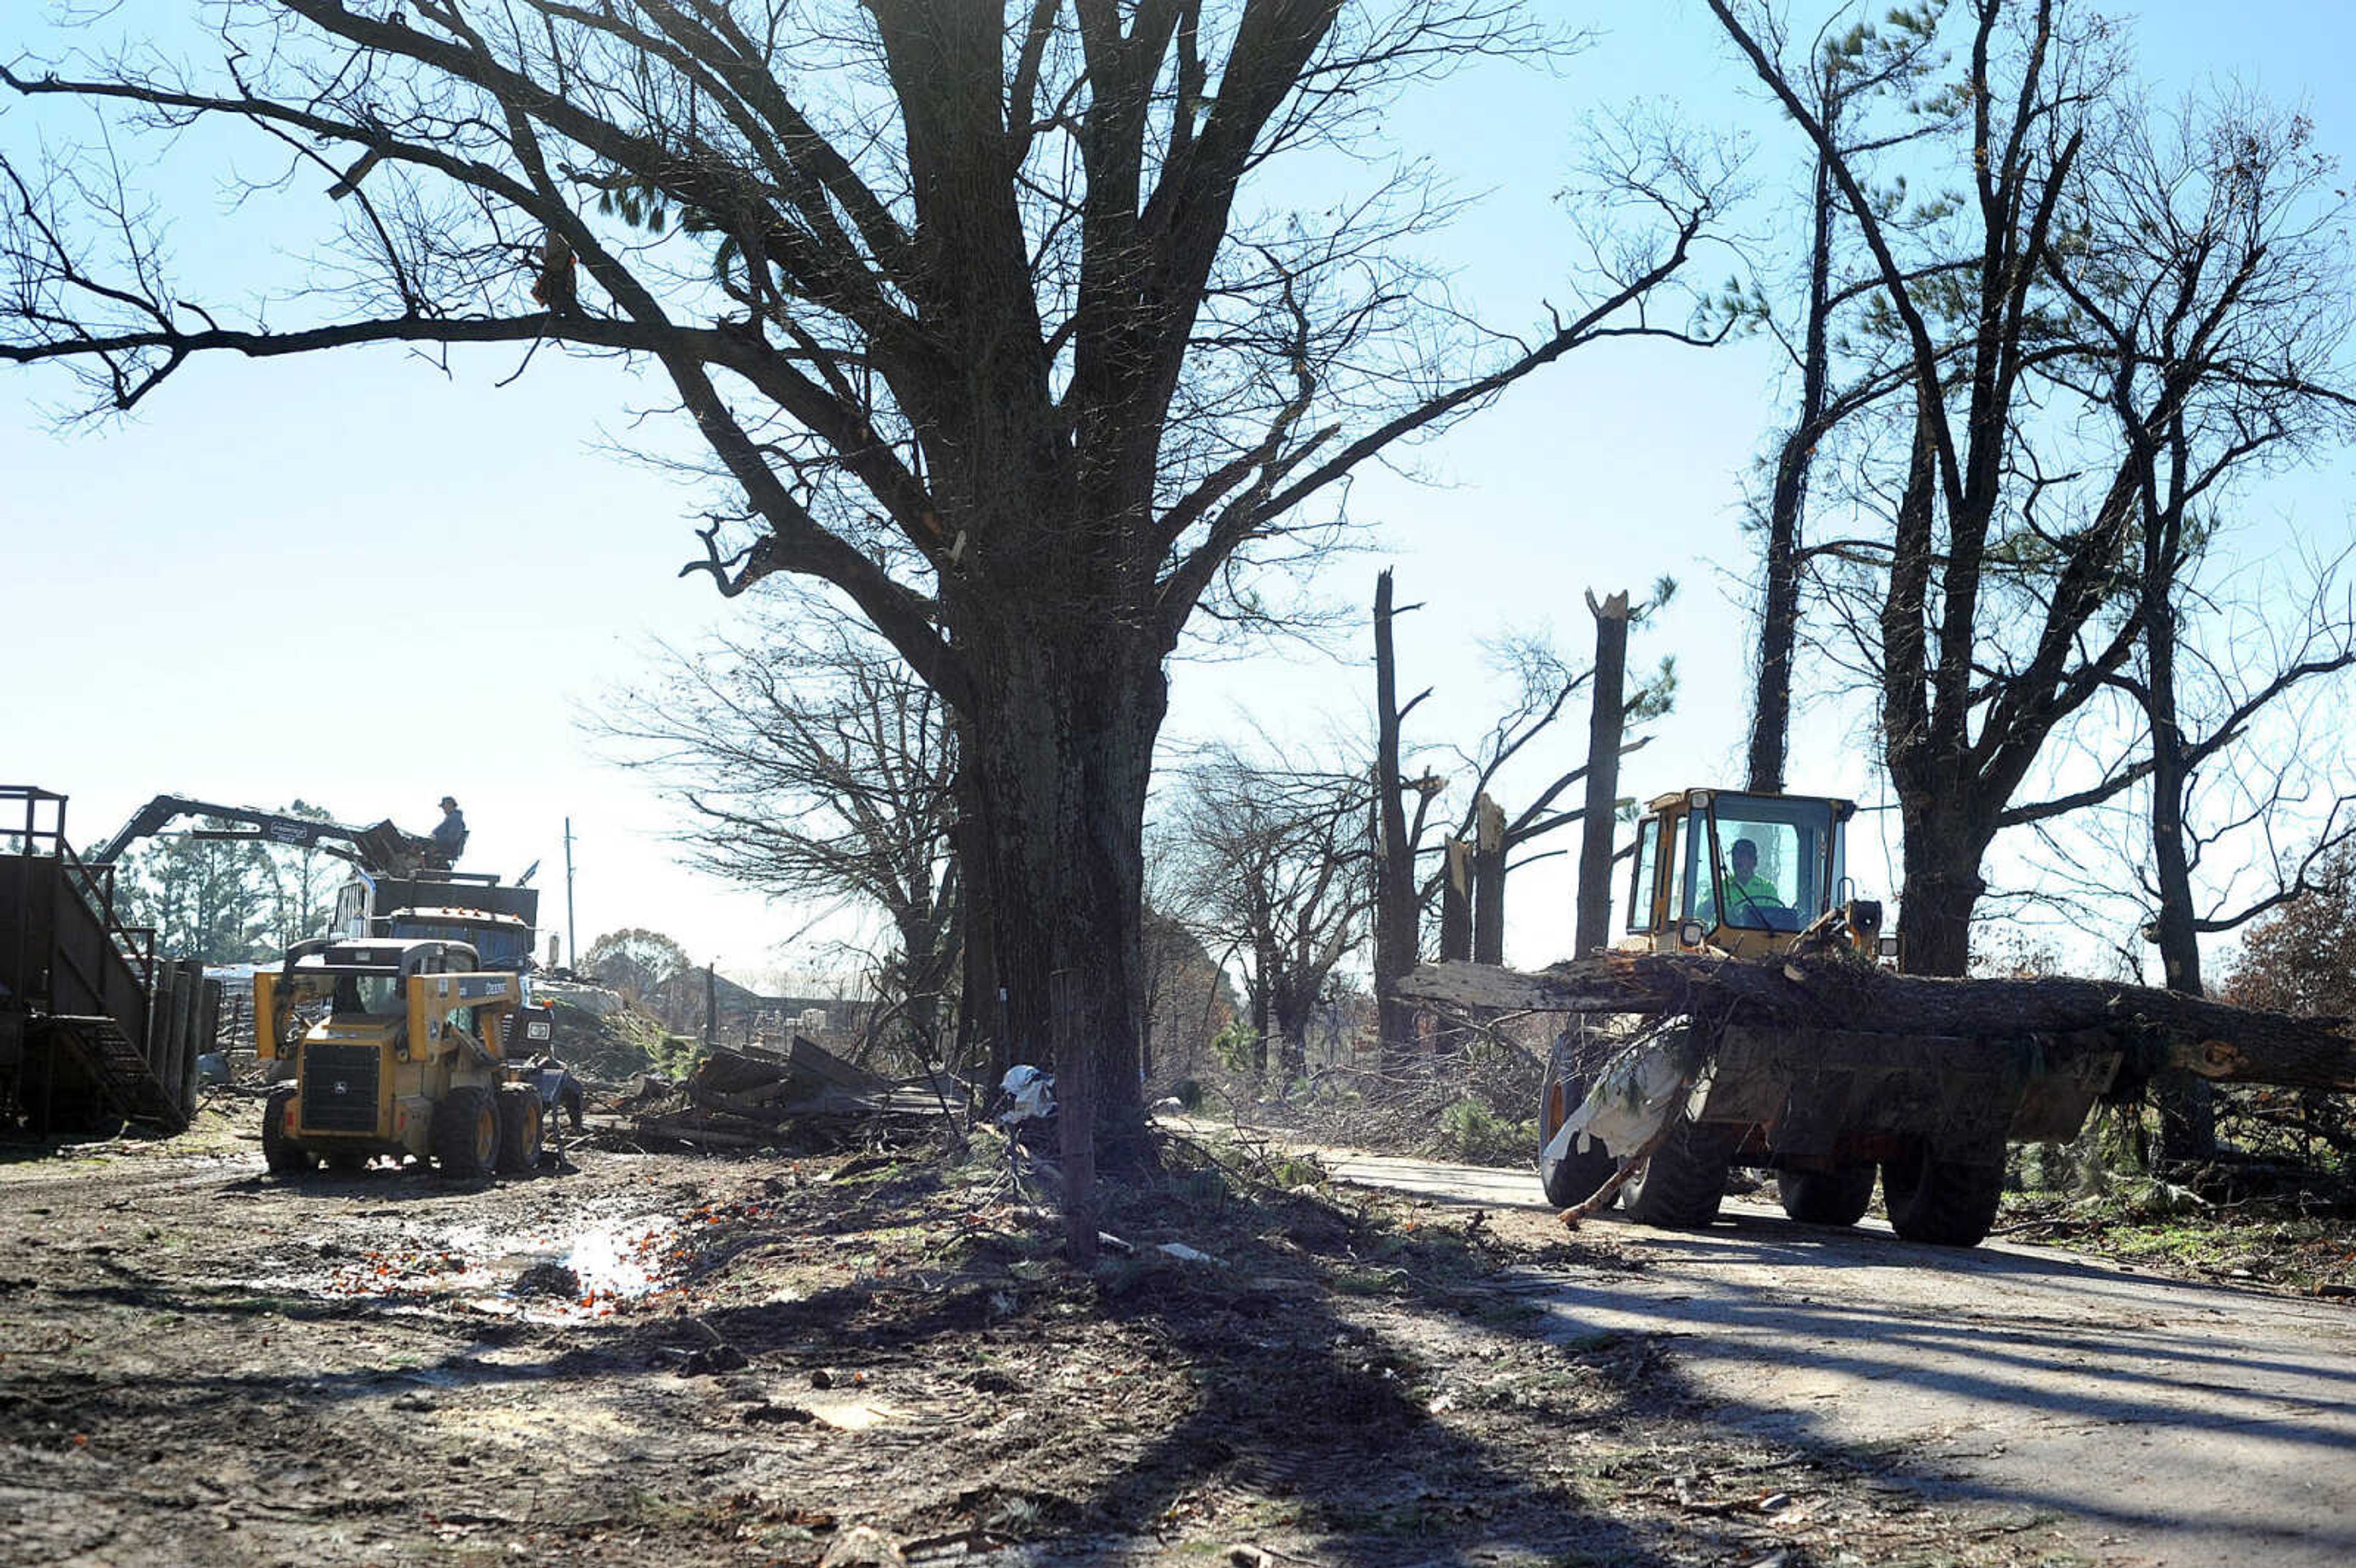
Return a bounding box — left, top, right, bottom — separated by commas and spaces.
562, 817, 578, 970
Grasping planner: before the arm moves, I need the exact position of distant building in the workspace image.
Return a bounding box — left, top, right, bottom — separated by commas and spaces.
642, 966, 861, 1044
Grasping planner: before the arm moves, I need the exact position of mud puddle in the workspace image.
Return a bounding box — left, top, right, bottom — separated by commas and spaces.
292, 1211, 690, 1321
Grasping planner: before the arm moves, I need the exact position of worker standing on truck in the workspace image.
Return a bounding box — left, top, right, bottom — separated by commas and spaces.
1704, 836, 1782, 926
431, 796, 468, 864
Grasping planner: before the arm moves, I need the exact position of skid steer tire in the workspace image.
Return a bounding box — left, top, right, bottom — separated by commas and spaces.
432, 1085, 499, 1180
261, 1085, 317, 1175
1537, 1027, 1620, 1209
1776, 1164, 1877, 1227
496, 1085, 544, 1174
1621, 1116, 1740, 1229
1882, 1139, 2005, 1247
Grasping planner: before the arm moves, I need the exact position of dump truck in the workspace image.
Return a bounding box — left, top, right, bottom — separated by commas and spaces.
255, 936, 544, 1177
1520, 786, 2122, 1248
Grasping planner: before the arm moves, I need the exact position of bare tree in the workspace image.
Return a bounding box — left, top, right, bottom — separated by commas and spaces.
2055, 89, 2356, 1005
1711, 0, 2356, 975
1712, 4, 1951, 791
1368, 567, 1676, 1061
1169, 745, 1370, 1087
592, 609, 961, 1065
2, 2, 1736, 1167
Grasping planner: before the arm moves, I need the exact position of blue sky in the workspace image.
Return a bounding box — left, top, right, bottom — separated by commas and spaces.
5, 1, 2353, 981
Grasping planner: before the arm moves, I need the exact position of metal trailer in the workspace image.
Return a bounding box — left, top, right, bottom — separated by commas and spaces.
1, 786, 215, 1137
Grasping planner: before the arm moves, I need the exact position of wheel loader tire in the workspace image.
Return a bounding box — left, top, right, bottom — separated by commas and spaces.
432, 1085, 499, 1179
1620, 1115, 1740, 1229
1776, 1164, 1877, 1226
262, 1085, 317, 1175
1882, 1138, 2005, 1247
1537, 1027, 1619, 1209
496, 1085, 544, 1174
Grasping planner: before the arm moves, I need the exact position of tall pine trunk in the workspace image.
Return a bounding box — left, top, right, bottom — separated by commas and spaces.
1749, 143, 1838, 795
2141, 515, 2216, 1164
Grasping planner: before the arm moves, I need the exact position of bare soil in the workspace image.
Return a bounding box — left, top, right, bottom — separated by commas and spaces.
1, 1101, 2101, 1566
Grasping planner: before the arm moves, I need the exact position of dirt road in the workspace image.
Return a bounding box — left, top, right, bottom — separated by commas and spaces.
1316, 1146, 2356, 1568
7, 1102, 2340, 1567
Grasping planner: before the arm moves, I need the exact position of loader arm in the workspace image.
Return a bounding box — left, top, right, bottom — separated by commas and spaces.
88, 795, 441, 877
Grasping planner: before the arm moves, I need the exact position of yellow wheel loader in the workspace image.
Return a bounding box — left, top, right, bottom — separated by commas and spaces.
255, 937, 544, 1178
1536, 788, 2093, 1248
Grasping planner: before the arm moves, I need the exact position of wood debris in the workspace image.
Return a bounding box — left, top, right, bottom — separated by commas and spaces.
632, 1036, 958, 1148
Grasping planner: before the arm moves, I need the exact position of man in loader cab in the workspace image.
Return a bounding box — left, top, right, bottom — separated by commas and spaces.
1705, 836, 1784, 927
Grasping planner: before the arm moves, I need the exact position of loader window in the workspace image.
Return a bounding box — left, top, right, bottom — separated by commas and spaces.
330, 973, 401, 1015
1666, 816, 1690, 921
1703, 794, 1838, 931
1625, 818, 1661, 933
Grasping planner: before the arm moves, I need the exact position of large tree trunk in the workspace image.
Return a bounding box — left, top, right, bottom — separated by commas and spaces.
950, 749, 1004, 1084
1894, 799, 1988, 978
1272, 980, 1312, 1086
958, 629, 1163, 1174
1401, 951, 2356, 1096
2143, 540, 2217, 1164
1439, 837, 1472, 961
1471, 793, 1507, 966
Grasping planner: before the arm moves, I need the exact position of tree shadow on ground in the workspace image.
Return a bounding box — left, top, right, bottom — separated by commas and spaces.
23, 1143, 2344, 1563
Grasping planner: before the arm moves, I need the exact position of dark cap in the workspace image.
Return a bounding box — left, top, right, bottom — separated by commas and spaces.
439, 796, 459, 810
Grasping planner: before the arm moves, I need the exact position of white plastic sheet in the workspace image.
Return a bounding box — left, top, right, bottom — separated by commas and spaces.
996, 1064, 1056, 1126
1538, 1030, 1698, 1167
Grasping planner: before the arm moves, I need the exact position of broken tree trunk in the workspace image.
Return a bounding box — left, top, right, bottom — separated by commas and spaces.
1439, 836, 1472, 963
1371, 569, 1422, 1067
1573, 591, 1630, 956
1400, 951, 2356, 1095
1471, 794, 1507, 966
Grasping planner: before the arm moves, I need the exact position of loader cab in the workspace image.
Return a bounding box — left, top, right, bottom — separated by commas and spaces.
1622, 788, 1879, 961
291, 937, 482, 1009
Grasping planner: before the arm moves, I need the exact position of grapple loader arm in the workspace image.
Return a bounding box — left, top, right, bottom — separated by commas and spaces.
88, 794, 442, 876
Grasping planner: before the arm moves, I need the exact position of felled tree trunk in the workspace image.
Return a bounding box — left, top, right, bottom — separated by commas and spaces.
1400, 951, 2356, 1095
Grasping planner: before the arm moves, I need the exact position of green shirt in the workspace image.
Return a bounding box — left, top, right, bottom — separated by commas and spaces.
1706, 869, 1783, 924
